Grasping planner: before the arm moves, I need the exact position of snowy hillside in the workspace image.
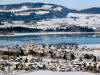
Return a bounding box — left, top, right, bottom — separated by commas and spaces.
29, 13, 100, 30
0, 3, 100, 32
0, 2, 75, 23
1, 13, 100, 29
67, 13, 100, 29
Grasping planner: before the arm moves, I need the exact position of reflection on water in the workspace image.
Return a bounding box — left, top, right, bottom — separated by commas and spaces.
0, 33, 100, 46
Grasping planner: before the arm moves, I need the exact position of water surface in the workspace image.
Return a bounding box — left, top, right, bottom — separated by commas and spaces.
0, 33, 100, 46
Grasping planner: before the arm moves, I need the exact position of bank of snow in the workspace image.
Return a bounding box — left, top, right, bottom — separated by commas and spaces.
81, 44, 100, 48
81, 44, 100, 56
20, 71, 94, 75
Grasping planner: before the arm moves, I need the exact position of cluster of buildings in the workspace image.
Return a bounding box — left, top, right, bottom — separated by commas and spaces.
0, 41, 100, 74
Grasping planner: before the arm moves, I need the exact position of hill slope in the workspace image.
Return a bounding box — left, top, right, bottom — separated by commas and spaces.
0, 3, 77, 24
0, 3, 100, 33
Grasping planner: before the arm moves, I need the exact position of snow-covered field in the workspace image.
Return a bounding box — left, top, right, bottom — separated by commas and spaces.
92, 50, 100, 56
67, 13, 100, 29
0, 5, 53, 12
80, 44, 100, 56
20, 71, 95, 75
1, 13, 100, 30
33, 13, 100, 29
81, 44, 100, 48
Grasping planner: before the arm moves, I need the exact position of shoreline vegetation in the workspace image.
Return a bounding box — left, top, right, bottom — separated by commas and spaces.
0, 32, 100, 36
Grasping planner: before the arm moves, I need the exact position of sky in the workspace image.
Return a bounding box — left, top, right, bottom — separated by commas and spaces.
0, 0, 100, 9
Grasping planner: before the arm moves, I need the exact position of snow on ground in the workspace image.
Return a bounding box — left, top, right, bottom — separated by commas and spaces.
92, 50, 100, 56
0, 5, 52, 12
15, 12, 32, 16
42, 5, 52, 10
35, 11, 49, 15
0, 6, 30, 12
1, 13, 100, 29
81, 44, 100, 56
53, 7, 62, 11
1, 13, 100, 30
82, 50, 100, 56
20, 71, 95, 75
67, 13, 100, 29
81, 44, 100, 48
36, 13, 100, 29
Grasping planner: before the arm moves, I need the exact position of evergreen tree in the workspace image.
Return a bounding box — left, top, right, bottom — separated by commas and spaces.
70, 53, 75, 60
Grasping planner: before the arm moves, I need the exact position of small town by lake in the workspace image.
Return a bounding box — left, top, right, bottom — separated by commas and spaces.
0, 33, 100, 75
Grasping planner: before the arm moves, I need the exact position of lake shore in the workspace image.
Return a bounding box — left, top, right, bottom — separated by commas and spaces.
0, 32, 100, 36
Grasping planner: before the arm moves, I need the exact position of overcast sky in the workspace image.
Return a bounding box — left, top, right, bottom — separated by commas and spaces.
0, 0, 100, 9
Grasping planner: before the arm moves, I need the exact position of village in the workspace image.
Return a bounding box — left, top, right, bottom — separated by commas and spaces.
0, 41, 100, 75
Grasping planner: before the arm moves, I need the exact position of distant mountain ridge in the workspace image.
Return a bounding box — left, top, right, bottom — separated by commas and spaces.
79, 7, 100, 14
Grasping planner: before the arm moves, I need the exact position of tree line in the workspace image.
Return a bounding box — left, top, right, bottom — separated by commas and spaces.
0, 25, 94, 33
